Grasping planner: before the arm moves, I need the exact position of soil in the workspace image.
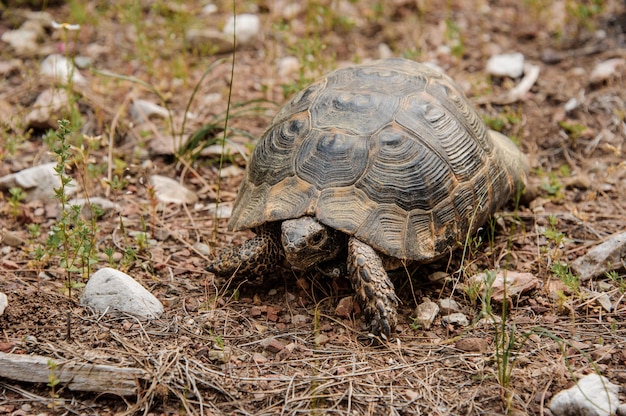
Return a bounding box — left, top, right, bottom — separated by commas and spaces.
1, 1, 625, 415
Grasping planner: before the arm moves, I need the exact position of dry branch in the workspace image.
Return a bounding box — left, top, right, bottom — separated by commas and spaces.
0, 352, 146, 396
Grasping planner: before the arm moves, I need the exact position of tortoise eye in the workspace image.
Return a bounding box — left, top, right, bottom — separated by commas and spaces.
310, 232, 324, 246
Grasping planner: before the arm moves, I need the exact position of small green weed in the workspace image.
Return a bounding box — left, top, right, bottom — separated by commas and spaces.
46, 120, 99, 295
7, 187, 26, 218
552, 261, 580, 294
605, 270, 625, 293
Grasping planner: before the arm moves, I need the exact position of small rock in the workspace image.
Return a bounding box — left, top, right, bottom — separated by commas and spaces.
378, 43, 393, 59
208, 347, 232, 363
0, 292, 7, 316
192, 242, 211, 256
472, 270, 538, 302
442, 313, 469, 327
219, 165, 243, 178
69, 197, 121, 219
455, 337, 488, 353
130, 99, 169, 123
292, 314, 308, 325
486, 52, 525, 78
149, 175, 198, 204
335, 296, 354, 318
1, 230, 26, 247
405, 389, 419, 401
314, 333, 330, 345
40, 54, 86, 85
206, 203, 232, 219
439, 298, 461, 314
590, 59, 625, 84
414, 298, 439, 330
252, 352, 268, 364
261, 337, 285, 353
277, 56, 300, 79
0, 162, 63, 202
250, 306, 262, 317
549, 374, 619, 416
1, 28, 39, 56
80, 268, 164, 319
223, 14, 260, 44
617, 404, 626, 416
0, 342, 14, 352
571, 232, 626, 281
24, 88, 72, 129
428, 271, 451, 283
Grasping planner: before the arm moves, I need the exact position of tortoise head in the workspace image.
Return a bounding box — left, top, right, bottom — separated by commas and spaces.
281, 216, 343, 270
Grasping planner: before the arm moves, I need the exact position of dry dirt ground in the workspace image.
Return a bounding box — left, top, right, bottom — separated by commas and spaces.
1, 0, 626, 415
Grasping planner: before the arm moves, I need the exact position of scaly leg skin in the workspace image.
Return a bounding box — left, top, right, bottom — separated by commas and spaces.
207, 224, 282, 278
347, 237, 399, 340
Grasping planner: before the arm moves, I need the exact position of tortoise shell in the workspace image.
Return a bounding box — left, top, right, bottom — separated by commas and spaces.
228, 58, 526, 262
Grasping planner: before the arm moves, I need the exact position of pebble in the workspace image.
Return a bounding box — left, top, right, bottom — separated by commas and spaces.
590, 59, 625, 84
0, 162, 62, 202
80, 268, 164, 319
149, 175, 198, 204
0, 292, 7, 316
223, 14, 260, 44
471, 270, 538, 302
414, 298, 439, 330
24, 88, 71, 129
486, 52, 525, 78
40, 54, 86, 85
261, 337, 285, 353
314, 334, 330, 345
571, 232, 626, 281
549, 374, 619, 416
441, 313, 469, 327
130, 99, 169, 123
335, 296, 354, 318
439, 298, 461, 314
292, 314, 308, 325
68, 197, 121, 219
455, 337, 488, 353
277, 56, 300, 79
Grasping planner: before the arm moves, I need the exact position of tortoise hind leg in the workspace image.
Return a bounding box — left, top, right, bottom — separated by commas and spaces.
347, 237, 399, 340
207, 225, 282, 278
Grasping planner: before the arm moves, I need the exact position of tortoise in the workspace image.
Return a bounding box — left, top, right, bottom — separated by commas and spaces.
208, 58, 527, 339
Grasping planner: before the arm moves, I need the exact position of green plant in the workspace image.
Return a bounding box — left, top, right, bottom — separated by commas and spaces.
47, 120, 99, 295
479, 270, 532, 410
606, 270, 626, 293
7, 187, 26, 217
552, 261, 580, 294
47, 359, 60, 399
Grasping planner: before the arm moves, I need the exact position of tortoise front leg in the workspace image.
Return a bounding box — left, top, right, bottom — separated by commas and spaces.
347, 237, 399, 340
207, 225, 283, 278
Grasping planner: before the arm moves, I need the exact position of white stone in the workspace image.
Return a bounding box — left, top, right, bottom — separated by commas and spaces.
572, 232, 626, 281
441, 313, 469, 327
25, 88, 71, 128
149, 175, 198, 204
40, 54, 86, 85
130, 99, 170, 123
277, 56, 300, 78
439, 298, 461, 314
590, 59, 625, 84
223, 14, 260, 44
486, 52, 525, 78
550, 374, 619, 416
0, 162, 62, 202
414, 298, 439, 330
1, 29, 39, 55
0, 292, 7, 316
80, 268, 163, 319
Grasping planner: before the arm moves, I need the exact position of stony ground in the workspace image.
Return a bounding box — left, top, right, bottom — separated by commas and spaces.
1, 0, 625, 415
